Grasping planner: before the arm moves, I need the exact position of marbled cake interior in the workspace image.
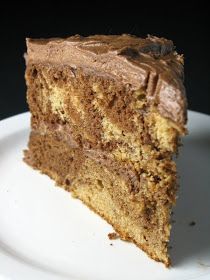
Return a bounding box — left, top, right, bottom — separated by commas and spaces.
24, 35, 187, 266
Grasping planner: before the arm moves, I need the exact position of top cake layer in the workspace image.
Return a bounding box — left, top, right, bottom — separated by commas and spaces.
26, 34, 187, 128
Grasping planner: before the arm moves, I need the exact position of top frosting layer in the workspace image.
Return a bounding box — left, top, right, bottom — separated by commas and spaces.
26, 34, 187, 128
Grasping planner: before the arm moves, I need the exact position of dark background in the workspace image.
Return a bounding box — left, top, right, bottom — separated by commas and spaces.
0, 4, 209, 120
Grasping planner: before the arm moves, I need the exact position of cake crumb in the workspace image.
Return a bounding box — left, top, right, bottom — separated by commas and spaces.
189, 221, 196, 226
108, 232, 119, 240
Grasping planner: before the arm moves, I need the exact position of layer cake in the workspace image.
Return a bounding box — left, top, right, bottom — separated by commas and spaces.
24, 35, 187, 266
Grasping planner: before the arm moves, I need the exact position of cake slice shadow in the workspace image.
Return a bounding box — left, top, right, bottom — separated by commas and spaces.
170, 130, 210, 266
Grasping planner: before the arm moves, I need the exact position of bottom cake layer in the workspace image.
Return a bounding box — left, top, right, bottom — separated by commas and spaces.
24, 131, 172, 266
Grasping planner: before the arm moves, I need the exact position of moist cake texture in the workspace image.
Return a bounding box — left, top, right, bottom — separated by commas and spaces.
24, 34, 187, 266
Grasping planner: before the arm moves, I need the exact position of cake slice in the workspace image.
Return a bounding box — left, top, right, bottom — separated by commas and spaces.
24, 35, 187, 266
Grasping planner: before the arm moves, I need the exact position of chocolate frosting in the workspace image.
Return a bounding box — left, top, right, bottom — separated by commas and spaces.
26, 34, 187, 127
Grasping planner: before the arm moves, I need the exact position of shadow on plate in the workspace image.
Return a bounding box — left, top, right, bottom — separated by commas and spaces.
0, 128, 29, 160
170, 130, 210, 266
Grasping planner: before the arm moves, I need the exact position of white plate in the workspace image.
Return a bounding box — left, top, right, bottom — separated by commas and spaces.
0, 111, 210, 280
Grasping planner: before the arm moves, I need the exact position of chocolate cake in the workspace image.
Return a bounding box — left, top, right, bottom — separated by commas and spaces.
24, 35, 187, 266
